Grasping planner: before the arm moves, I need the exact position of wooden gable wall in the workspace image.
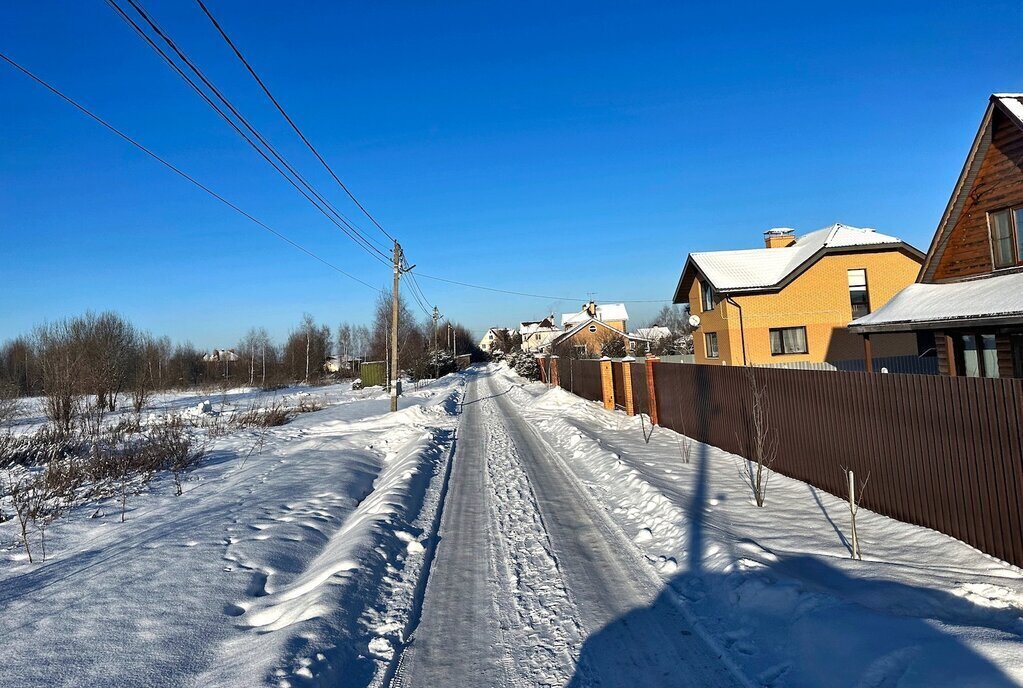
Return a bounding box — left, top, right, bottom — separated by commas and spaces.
932, 110, 1023, 282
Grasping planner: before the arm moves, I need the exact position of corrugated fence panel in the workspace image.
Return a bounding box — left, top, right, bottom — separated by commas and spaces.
568, 359, 603, 403
610, 361, 1023, 568
611, 362, 627, 411
631, 362, 649, 416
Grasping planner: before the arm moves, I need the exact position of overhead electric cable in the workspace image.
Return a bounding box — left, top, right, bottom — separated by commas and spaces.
194, 0, 397, 244
0, 51, 383, 293
107, 0, 391, 265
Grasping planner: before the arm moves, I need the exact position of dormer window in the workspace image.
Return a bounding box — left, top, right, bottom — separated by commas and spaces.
989, 208, 1023, 268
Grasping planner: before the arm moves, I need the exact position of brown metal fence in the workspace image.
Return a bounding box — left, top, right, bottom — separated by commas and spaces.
650, 362, 1023, 568
559, 358, 603, 403
630, 362, 649, 416
611, 362, 627, 410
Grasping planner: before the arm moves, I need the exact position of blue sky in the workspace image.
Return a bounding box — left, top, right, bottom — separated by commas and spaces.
2, 1, 1020, 348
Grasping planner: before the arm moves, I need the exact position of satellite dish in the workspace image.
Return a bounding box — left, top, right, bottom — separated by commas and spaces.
688, 314, 701, 330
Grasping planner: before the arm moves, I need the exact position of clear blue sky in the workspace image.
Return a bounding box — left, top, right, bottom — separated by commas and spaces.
2, 1, 1020, 348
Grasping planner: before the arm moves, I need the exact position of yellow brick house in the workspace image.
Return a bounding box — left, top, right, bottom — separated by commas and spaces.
672, 224, 925, 366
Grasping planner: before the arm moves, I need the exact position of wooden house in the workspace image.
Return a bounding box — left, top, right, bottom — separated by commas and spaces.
850, 95, 1023, 378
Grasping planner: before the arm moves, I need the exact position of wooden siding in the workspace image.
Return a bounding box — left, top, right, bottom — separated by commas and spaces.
932, 110, 1023, 281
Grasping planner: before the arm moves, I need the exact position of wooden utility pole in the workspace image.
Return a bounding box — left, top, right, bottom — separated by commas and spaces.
390, 241, 403, 412
432, 305, 441, 379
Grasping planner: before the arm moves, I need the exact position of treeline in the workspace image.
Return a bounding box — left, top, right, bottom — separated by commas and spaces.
0, 292, 482, 412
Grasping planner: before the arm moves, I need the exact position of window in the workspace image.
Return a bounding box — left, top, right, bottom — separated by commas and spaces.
848, 269, 870, 319
574, 345, 587, 357
769, 326, 808, 355
956, 333, 1000, 378
988, 208, 1023, 268
704, 332, 719, 358
700, 279, 715, 312
588, 324, 597, 333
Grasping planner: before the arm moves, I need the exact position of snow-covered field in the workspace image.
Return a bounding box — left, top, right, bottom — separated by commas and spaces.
0, 378, 464, 687
508, 366, 1023, 687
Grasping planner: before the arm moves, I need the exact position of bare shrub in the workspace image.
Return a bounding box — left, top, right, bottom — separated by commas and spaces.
7, 474, 37, 562
234, 400, 294, 428
296, 397, 323, 413
144, 417, 204, 496
0, 427, 86, 469
735, 367, 777, 507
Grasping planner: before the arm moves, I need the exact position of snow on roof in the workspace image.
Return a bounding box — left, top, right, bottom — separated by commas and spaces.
561, 303, 629, 328
519, 317, 557, 335
691, 223, 906, 292
995, 94, 1023, 124
850, 271, 1023, 331
633, 326, 672, 340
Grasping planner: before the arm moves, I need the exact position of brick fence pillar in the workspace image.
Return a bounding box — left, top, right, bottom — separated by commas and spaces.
599, 357, 615, 411
621, 357, 635, 415
536, 355, 548, 384
550, 356, 560, 387
645, 355, 660, 425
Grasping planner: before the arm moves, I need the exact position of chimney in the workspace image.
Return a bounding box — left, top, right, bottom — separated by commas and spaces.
764, 227, 796, 249
585, 301, 597, 317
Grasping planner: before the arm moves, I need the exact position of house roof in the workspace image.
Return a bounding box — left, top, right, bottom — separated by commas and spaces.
561, 303, 629, 328
673, 223, 923, 302
633, 326, 672, 340
543, 318, 650, 351
849, 270, 1023, 333
519, 316, 557, 335
920, 94, 1023, 282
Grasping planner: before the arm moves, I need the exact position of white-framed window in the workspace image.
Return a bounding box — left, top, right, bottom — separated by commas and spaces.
704, 332, 719, 358
848, 268, 870, 318
700, 279, 715, 312
574, 345, 587, 357
588, 324, 597, 333
988, 208, 1023, 269
769, 326, 808, 355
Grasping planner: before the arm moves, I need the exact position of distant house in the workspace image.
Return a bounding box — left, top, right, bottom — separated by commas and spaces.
542, 318, 650, 358
478, 327, 513, 354
850, 95, 1023, 378
561, 302, 629, 332
519, 315, 559, 353
202, 348, 240, 363
632, 326, 672, 341
673, 224, 924, 366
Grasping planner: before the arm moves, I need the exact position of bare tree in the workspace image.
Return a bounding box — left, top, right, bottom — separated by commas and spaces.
36, 319, 85, 434
841, 467, 870, 560
0, 382, 21, 431
736, 367, 777, 507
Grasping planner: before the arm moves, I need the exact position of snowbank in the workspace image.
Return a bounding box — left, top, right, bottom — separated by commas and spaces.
507, 368, 1023, 688
0, 377, 464, 687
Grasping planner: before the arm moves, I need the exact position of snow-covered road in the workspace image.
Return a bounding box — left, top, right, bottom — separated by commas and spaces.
394, 368, 739, 688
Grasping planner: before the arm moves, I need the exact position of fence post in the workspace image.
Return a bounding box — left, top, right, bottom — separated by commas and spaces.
645, 355, 660, 425
551, 355, 560, 387
621, 356, 635, 415
599, 357, 615, 411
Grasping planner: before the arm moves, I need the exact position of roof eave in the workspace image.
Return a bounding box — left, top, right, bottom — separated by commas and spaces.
850, 312, 1023, 334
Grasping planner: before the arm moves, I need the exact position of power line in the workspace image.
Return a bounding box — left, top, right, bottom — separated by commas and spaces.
194, 0, 396, 245
0, 50, 383, 294
107, 0, 391, 266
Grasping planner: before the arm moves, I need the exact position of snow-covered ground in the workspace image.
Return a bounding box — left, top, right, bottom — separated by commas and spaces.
506, 365, 1023, 687
4, 364, 1022, 687
0, 377, 464, 687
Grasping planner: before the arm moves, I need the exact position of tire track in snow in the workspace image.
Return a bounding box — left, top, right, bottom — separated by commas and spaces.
478, 388, 586, 686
